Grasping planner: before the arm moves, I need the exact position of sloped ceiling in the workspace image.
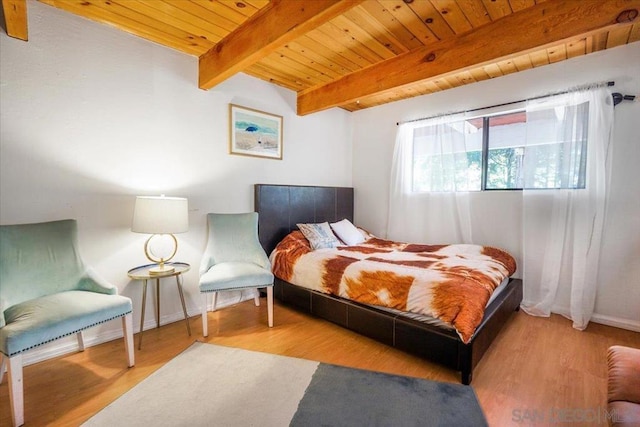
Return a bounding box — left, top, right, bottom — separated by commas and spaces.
3, 0, 639, 114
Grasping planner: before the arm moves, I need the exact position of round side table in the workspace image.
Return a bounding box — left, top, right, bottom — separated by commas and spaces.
127, 262, 192, 349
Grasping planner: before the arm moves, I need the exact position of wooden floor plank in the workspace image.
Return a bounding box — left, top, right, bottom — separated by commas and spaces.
1, 299, 638, 426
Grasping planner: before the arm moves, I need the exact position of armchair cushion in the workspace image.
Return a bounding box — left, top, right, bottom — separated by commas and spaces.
0, 219, 133, 357
200, 262, 274, 293
199, 213, 271, 276
1, 219, 87, 305
77, 269, 119, 295
0, 219, 136, 426
607, 345, 640, 426
0, 297, 6, 328
1, 290, 132, 357
199, 213, 275, 337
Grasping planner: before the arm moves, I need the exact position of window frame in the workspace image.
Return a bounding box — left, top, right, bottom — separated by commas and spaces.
411, 102, 589, 193
483, 112, 526, 192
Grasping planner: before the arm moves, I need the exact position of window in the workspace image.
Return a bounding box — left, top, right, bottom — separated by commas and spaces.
485, 112, 526, 190
412, 119, 482, 192
411, 101, 590, 191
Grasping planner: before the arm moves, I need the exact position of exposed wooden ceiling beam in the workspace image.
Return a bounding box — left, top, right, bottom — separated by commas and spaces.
297, 0, 640, 115
2, 0, 28, 41
199, 0, 364, 90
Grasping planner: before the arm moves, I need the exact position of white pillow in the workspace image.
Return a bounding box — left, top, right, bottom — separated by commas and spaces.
330, 219, 365, 246
297, 222, 341, 250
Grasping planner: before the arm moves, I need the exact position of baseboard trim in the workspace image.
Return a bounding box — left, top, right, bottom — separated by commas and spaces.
550, 305, 640, 332
15, 293, 258, 368
17, 309, 199, 367
590, 313, 640, 332
20, 328, 127, 367
9, 305, 639, 375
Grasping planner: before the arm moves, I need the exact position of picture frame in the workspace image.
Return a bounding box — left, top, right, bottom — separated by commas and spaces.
229, 104, 283, 160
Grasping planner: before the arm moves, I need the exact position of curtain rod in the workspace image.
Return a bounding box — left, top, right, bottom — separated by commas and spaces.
396, 81, 634, 126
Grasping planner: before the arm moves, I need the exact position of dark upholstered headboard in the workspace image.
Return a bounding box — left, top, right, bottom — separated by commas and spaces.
254, 184, 354, 255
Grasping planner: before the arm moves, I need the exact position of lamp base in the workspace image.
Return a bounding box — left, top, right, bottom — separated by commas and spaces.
149, 264, 175, 275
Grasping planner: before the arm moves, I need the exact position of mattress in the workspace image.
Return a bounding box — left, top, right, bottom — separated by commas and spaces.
270, 230, 517, 343
367, 277, 511, 331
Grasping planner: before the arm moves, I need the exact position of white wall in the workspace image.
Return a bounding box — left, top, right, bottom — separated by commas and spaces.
0, 2, 352, 363
353, 43, 640, 330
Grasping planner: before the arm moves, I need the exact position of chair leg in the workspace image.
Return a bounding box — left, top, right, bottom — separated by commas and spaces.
0, 353, 6, 384
122, 313, 135, 367
254, 290, 260, 307
8, 354, 24, 426
267, 286, 274, 328
211, 292, 218, 312
202, 293, 209, 337
77, 331, 85, 352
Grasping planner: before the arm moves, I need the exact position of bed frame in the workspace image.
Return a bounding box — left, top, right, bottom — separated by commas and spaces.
254, 184, 522, 384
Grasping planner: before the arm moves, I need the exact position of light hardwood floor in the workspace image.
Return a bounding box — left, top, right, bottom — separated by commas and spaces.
1, 299, 639, 426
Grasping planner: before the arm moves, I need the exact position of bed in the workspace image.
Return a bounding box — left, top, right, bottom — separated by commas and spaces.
254, 184, 522, 384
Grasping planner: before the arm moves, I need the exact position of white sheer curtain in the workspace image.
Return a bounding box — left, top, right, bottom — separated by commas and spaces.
521, 87, 614, 330
387, 114, 474, 244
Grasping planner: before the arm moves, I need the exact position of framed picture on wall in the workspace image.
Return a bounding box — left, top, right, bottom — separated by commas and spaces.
229, 104, 283, 160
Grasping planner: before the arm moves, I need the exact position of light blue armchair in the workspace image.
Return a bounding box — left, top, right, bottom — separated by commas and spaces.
0, 219, 135, 426
199, 213, 274, 337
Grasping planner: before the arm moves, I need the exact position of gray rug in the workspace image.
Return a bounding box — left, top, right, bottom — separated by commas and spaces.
84, 342, 487, 427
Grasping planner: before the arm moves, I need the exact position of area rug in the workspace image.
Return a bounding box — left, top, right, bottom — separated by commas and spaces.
84, 342, 487, 427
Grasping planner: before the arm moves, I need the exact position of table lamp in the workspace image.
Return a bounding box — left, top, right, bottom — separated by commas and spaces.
132, 195, 188, 274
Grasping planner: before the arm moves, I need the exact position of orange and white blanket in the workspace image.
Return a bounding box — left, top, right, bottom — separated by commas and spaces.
270, 231, 517, 343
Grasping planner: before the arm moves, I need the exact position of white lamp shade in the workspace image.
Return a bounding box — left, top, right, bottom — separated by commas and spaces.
132, 196, 189, 234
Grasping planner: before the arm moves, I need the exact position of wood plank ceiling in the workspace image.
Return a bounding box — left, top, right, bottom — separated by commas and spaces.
4, 0, 640, 115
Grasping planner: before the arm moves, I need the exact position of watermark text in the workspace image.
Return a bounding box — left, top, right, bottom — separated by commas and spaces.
512, 407, 624, 424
